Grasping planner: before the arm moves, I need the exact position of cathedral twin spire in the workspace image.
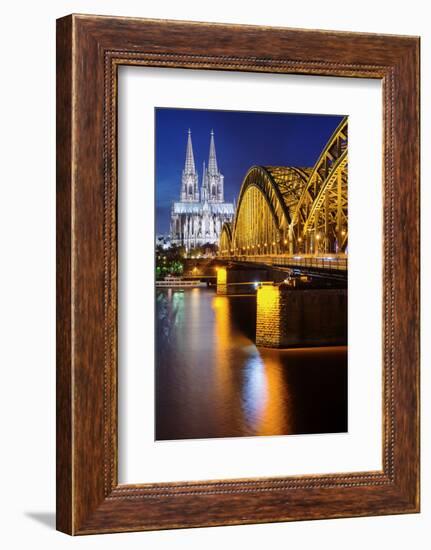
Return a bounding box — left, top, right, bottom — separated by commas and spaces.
181, 129, 224, 203
184, 129, 196, 174
181, 129, 199, 202
208, 129, 218, 175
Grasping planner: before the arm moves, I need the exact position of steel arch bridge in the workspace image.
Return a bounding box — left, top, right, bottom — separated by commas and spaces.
219, 117, 348, 259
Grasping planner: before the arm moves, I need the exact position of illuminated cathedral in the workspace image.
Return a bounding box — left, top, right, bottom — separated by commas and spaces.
170, 129, 235, 251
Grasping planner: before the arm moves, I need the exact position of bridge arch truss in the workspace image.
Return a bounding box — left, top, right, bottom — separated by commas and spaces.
219, 117, 348, 258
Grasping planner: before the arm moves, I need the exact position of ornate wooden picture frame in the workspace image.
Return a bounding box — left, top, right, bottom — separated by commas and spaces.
56, 14, 420, 534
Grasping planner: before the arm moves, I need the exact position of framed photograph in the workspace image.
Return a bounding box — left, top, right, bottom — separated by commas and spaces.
56, 14, 420, 534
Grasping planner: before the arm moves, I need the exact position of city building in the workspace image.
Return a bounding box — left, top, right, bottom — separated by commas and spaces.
170, 129, 235, 251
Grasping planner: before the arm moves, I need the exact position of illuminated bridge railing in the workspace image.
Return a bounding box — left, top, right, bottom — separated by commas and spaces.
225, 254, 348, 272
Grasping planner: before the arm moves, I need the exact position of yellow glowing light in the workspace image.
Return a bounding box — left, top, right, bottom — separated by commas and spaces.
217, 267, 227, 285
298, 237, 302, 243
255, 353, 290, 435
284, 239, 287, 244
256, 285, 280, 336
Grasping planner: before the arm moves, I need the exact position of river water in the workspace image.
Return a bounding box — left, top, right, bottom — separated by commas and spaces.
156, 287, 347, 440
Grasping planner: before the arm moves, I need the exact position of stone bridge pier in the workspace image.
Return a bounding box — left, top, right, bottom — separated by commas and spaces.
256, 283, 347, 348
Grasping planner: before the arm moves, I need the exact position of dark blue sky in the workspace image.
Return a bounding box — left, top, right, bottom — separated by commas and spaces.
155, 108, 345, 234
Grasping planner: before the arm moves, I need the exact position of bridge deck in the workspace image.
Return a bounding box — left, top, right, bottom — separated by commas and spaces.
220, 254, 347, 272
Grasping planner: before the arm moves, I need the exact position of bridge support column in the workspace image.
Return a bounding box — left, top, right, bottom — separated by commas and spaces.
256, 284, 347, 348
216, 267, 228, 295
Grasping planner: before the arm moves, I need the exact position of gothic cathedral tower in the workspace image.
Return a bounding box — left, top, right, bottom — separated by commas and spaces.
201, 130, 224, 203
180, 129, 199, 202
170, 128, 235, 251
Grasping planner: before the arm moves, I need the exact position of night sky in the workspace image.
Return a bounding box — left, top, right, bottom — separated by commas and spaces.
155, 108, 345, 234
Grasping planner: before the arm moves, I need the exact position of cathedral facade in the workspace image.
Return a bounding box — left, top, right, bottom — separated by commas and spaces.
170, 129, 235, 251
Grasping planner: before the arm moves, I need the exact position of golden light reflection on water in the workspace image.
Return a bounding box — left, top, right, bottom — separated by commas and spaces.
212, 294, 291, 436
212, 295, 237, 431
253, 351, 292, 435
156, 288, 347, 440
